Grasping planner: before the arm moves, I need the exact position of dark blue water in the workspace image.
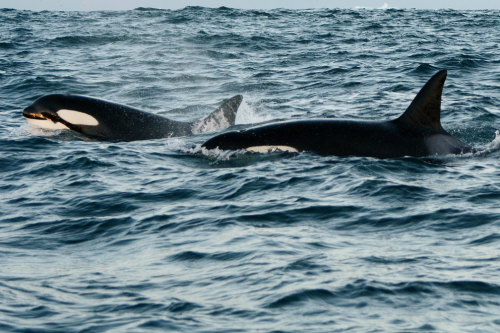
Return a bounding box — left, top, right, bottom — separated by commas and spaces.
2, 6, 500, 332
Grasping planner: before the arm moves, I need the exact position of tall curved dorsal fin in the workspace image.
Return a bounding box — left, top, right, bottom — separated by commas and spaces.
396, 70, 447, 131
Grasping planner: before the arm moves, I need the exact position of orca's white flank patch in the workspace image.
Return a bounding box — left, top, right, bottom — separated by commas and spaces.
27, 118, 69, 130
57, 109, 99, 126
246, 146, 298, 153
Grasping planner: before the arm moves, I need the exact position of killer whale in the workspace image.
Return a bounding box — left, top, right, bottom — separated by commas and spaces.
23, 94, 243, 141
203, 70, 474, 159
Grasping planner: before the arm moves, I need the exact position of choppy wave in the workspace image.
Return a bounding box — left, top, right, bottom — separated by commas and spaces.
1, 6, 500, 333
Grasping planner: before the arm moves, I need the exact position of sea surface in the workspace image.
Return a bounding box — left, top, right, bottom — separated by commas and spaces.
1, 6, 500, 332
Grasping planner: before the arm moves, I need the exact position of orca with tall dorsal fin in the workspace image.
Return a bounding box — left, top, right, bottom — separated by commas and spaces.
23, 94, 243, 141
203, 70, 475, 158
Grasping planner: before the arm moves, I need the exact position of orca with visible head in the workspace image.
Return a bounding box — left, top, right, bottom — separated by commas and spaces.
23, 94, 243, 141
203, 70, 475, 158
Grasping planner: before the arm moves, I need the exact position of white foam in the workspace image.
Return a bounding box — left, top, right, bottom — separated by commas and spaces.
26, 118, 68, 130
475, 130, 500, 156
163, 137, 189, 151
235, 99, 272, 125
199, 146, 244, 160
354, 3, 393, 9
192, 97, 273, 134
162, 138, 245, 161
188, 144, 244, 161
14, 123, 64, 137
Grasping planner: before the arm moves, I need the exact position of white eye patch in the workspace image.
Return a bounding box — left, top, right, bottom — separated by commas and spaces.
246, 146, 299, 153
57, 109, 99, 126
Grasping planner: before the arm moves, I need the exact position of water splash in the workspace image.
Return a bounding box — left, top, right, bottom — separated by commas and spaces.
164, 137, 245, 160
354, 3, 393, 10
235, 99, 272, 125
475, 130, 500, 156
12, 123, 62, 137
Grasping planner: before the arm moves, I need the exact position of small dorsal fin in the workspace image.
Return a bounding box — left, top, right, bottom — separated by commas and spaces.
396, 70, 447, 131
192, 95, 243, 134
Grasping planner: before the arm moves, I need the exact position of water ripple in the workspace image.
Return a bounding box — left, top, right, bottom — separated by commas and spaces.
1, 6, 500, 333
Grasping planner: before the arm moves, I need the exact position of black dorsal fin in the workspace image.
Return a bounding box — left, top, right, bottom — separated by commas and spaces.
396, 70, 447, 131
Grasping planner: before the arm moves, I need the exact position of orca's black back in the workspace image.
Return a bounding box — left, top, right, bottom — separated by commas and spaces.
37, 95, 192, 141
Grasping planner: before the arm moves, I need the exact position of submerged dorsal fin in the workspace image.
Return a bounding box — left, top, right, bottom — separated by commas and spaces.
396, 70, 447, 131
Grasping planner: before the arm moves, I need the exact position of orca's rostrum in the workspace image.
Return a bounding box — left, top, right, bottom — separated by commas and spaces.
203, 70, 474, 158
23, 94, 243, 141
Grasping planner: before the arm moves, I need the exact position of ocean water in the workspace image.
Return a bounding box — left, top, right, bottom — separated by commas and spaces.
1, 6, 500, 332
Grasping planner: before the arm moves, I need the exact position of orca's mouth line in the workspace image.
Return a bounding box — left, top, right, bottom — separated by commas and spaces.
40, 111, 62, 123
22, 112, 46, 120
23, 111, 65, 126
23, 110, 78, 131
